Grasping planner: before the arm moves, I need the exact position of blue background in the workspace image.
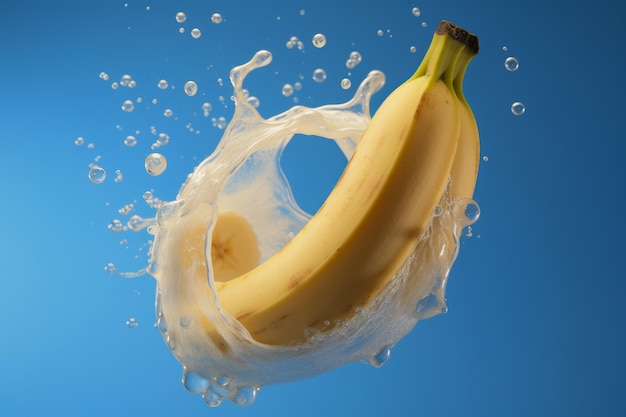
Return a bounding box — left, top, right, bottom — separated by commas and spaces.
1, 0, 625, 415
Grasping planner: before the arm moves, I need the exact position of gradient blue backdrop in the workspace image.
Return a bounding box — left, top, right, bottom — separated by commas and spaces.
1, 1, 624, 416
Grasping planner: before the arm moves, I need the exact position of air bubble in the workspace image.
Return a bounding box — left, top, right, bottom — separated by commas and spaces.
410, 46, 417, 53
294, 82, 302, 91
191, 28, 201, 39
111, 82, 118, 90
433, 205, 443, 217
349, 51, 362, 64
282, 84, 294, 97
124, 135, 137, 147
340, 78, 351, 90
412, 7, 421, 17
99, 72, 109, 81
88, 165, 106, 184
164, 109, 173, 118
312, 68, 327, 83
184, 80, 198, 96
312, 33, 326, 48
233, 386, 258, 407
104, 262, 116, 274
114, 169, 123, 183
211, 13, 223, 24
121, 99, 135, 112
108, 219, 124, 233
202, 102, 212, 112
158, 79, 168, 90
464, 201, 480, 223
377, 29, 384, 36
505, 57, 519, 72
126, 318, 138, 328
511, 101, 525, 116
482, 155, 489, 162
74, 137, 84, 146
502, 46, 508, 51
145, 153, 167, 176
369, 344, 392, 368
203, 390, 223, 407
175, 12, 186, 23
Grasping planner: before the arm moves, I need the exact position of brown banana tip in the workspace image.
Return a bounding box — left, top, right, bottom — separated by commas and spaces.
436, 20, 480, 54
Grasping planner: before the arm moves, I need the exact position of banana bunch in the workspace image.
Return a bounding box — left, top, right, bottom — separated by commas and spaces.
193, 21, 481, 346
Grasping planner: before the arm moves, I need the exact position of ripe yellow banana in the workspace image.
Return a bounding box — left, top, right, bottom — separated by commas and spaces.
192, 22, 479, 346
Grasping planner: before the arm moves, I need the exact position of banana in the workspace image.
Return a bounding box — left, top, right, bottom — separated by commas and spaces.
199, 21, 478, 346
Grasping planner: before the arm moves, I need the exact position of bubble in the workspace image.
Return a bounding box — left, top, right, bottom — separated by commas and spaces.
211, 13, 223, 24
217, 116, 227, 129
377, 29, 384, 36
164, 109, 173, 118
88, 165, 106, 184
126, 318, 138, 329
502, 46, 508, 51
281, 84, 294, 97
120, 74, 132, 87
369, 345, 392, 368
175, 12, 186, 23
179, 27, 185, 34
421, 22, 427, 28
124, 135, 137, 147
184, 80, 198, 96
104, 262, 116, 274
180, 316, 193, 328
312, 33, 326, 48
114, 169, 123, 183
108, 219, 124, 233
111, 82, 118, 90
505, 57, 519, 72
121, 99, 135, 112
511, 101, 525, 116
99, 72, 109, 81
346, 59, 356, 70
145, 153, 167, 176
410, 46, 417, 53
118, 203, 134, 215
202, 102, 212, 112
464, 202, 481, 223
158, 79, 168, 90
349, 51, 362, 64
191, 28, 201, 39
312, 68, 327, 83
482, 155, 489, 162
412, 7, 421, 17
340, 78, 351, 90
74, 136, 84, 146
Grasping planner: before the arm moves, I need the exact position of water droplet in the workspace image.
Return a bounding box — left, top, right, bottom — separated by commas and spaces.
312, 68, 327, 83
377, 29, 384, 36
175, 12, 186, 23
282, 84, 294, 97
203, 389, 223, 407
124, 135, 137, 147
464, 201, 480, 223
121, 99, 135, 112
179, 316, 193, 328
126, 317, 138, 328
312, 33, 326, 48
505, 56, 519, 72
410, 45, 417, 53
88, 165, 106, 184
369, 344, 392, 368
211, 13, 223, 24
340, 78, 351, 89
502, 45, 508, 51
234, 386, 258, 407
482, 155, 489, 162
108, 219, 124, 233
215, 375, 229, 387
511, 101, 525, 116
191, 28, 201, 39
184, 80, 198, 96
163, 109, 173, 118
157, 79, 168, 89
145, 153, 167, 176
421, 22, 427, 28
104, 262, 116, 274
412, 7, 421, 17
74, 136, 84, 146
183, 369, 209, 393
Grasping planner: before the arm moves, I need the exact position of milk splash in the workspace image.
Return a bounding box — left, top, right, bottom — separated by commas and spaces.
118, 50, 477, 407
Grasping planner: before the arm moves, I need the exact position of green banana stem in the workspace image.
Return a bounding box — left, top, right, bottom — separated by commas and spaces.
407, 21, 478, 92
452, 42, 479, 108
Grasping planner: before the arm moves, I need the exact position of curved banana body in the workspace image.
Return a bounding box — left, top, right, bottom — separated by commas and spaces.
149, 21, 481, 401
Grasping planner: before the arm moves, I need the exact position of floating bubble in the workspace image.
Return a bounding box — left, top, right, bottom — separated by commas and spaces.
191, 28, 201, 39
464, 202, 481, 223
421, 22, 427, 28
211, 13, 223, 24
124, 135, 137, 147
126, 318, 138, 329
412, 7, 421, 17
158, 80, 169, 90
410, 46, 417, 53
121, 100, 135, 112
281, 84, 294, 97
108, 219, 124, 233
502, 46, 508, 51
164, 109, 173, 118
120, 74, 132, 87
111, 82, 118, 90
312, 33, 326, 48
179, 27, 185, 34
114, 169, 123, 183
312, 68, 327, 83
349, 51, 362, 64
511, 101, 525, 116
340, 78, 351, 90
184, 80, 198, 96
145, 153, 167, 176
74, 137, 84, 146
88, 165, 106, 184
176, 12, 186, 23
482, 155, 489, 162
505, 56, 519, 72
294, 82, 302, 91
99, 72, 109, 81
377, 29, 384, 36
202, 102, 212, 112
